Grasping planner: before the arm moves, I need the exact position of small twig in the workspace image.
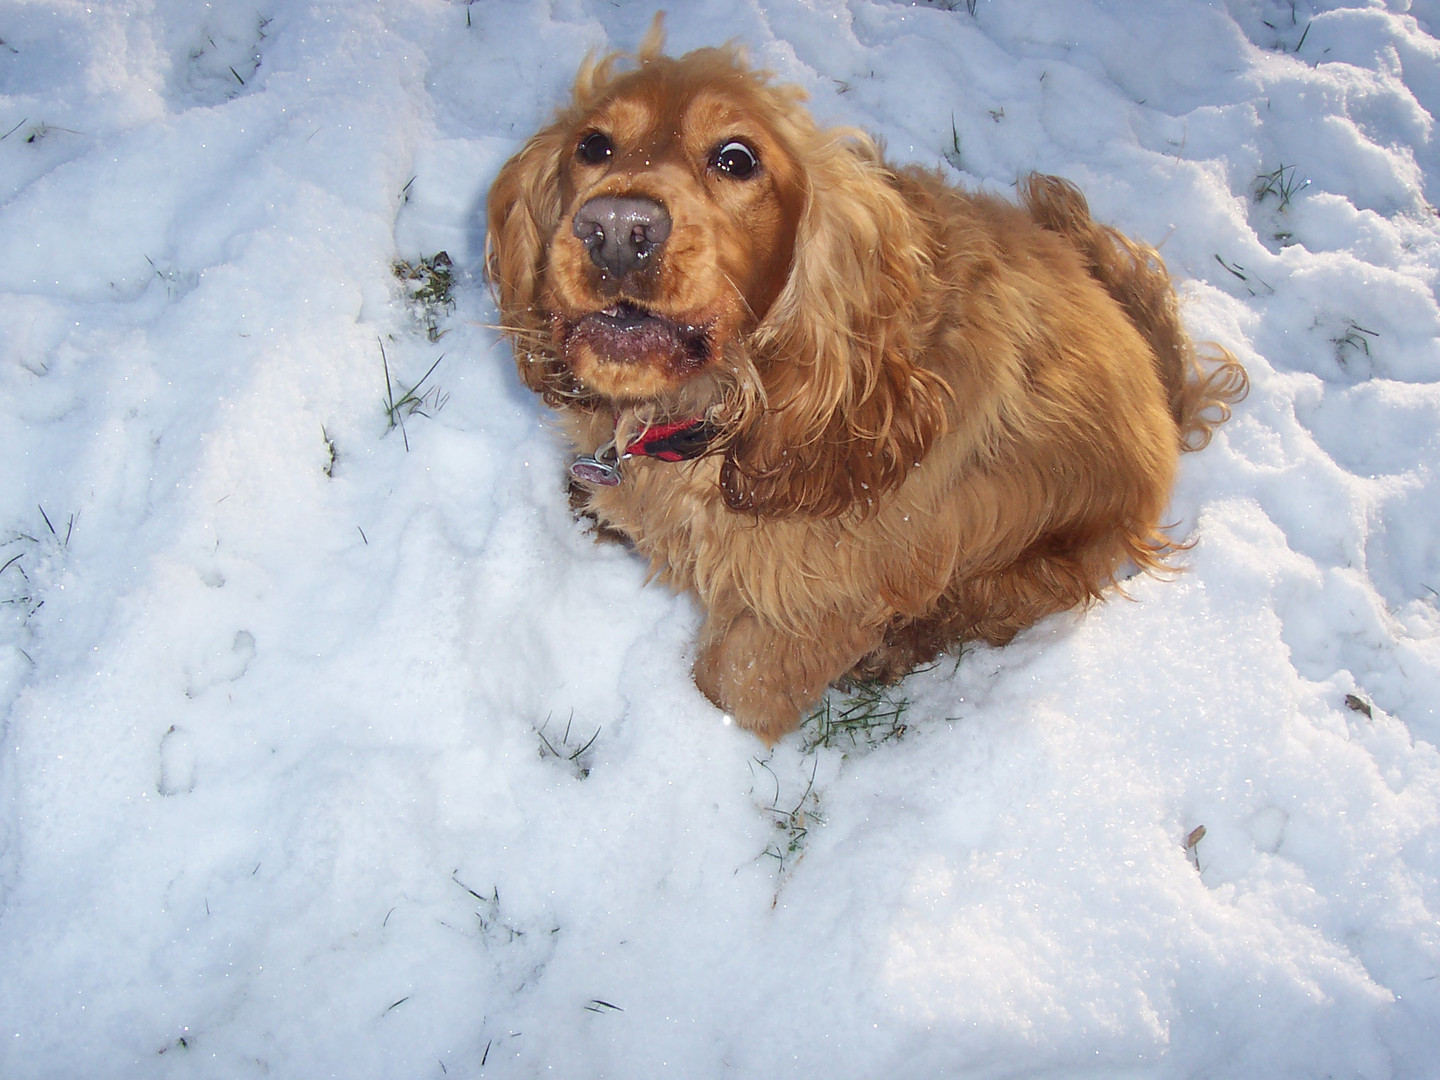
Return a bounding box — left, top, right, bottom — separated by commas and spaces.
1344, 693, 1373, 719
1213, 254, 1273, 295
1333, 322, 1379, 363
1214, 254, 1248, 281
380, 344, 446, 451
535, 713, 600, 775
1185, 825, 1207, 872
1253, 164, 1310, 210
380, 338, 403, 449
451, 870, 487, 903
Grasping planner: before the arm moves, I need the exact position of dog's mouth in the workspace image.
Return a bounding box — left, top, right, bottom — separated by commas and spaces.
564, 302, 711, 371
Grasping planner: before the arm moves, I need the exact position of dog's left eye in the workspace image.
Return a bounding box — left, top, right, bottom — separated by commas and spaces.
712, 140, 759, 179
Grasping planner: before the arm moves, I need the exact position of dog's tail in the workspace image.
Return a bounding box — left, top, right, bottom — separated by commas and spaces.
1021, 174, 1248, 451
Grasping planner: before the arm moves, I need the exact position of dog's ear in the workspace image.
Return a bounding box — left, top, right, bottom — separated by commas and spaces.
485, 121, 570, 396
721, 136, 951, 517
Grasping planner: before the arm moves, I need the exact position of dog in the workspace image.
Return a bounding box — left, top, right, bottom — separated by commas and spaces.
485, 21, 1247, 743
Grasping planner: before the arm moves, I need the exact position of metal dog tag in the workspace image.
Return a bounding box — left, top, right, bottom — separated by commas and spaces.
570, 454, 623, 486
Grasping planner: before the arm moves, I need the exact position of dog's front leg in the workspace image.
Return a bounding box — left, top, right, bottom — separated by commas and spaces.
692, 611, 881, 744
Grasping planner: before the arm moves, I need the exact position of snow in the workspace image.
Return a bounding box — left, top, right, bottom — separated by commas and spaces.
2, 0, 1439, 1076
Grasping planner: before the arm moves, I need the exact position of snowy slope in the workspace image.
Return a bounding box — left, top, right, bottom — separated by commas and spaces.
2, 0, 1439, 1077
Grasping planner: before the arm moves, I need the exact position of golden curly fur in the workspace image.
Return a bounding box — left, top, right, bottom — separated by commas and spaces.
485, 22, 1247, 743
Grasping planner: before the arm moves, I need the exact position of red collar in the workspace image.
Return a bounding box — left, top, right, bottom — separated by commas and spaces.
622, 417, 716, 462
570, 416, 717, 486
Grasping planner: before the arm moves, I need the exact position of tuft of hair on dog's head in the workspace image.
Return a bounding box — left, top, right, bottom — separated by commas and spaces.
571, 11, 672, 102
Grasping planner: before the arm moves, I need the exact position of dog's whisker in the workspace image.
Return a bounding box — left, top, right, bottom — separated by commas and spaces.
476, 320, 549, 342
718, 268, 759, 325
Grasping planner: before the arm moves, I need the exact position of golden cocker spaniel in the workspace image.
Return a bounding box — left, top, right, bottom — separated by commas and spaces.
485, 23, 1247, 743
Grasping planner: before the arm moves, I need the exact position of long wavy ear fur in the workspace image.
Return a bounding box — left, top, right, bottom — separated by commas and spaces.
485, 125, 564, 319
721, 136, 951, 517
485, 120, 569, 398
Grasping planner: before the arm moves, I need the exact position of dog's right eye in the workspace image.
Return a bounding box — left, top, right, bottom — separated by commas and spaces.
577, 132, 614, 165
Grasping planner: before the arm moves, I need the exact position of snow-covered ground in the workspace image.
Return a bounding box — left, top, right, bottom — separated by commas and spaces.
2, 0, 1439, 1076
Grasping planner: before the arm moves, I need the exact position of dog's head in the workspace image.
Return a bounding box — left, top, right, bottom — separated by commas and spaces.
486, 19, 949, 515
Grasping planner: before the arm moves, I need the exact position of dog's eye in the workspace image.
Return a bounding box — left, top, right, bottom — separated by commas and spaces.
712, 140, 759, 179
577, 132, 614, 165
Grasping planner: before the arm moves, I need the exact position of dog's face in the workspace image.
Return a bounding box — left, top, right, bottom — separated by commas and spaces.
488, 42, 808, 407
548, 69, 806, 401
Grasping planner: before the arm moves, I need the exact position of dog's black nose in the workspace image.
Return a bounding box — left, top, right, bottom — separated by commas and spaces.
572, 195, 672, 280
